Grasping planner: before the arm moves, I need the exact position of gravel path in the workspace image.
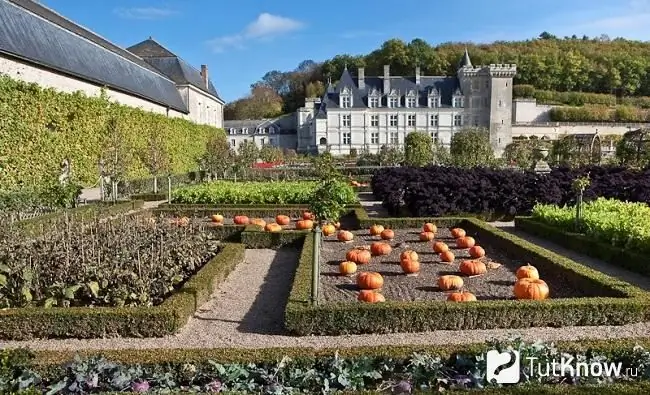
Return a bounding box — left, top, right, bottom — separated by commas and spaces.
1, 248, 650, 352
319, 228, 589, 302
358, 192, 388, 217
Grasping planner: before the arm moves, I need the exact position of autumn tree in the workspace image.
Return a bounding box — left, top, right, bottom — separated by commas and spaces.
404, 132, 433, 167
449, 128, 495, 168
224, 85, 284, 120
259, 145, 284, 163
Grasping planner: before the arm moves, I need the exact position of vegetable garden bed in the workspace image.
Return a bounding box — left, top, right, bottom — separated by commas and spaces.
0, 216, 245, 340
286, 218, 650, 335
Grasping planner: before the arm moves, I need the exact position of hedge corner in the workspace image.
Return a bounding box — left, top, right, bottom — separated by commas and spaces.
241, 225, 309, 249
285, 216, 650, 336
0, 243, 245, 341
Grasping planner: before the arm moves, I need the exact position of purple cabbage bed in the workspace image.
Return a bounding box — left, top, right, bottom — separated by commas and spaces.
371, 166, 650, 218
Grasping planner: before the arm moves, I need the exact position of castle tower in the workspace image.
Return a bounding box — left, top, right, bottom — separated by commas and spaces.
457, 49, 516, 157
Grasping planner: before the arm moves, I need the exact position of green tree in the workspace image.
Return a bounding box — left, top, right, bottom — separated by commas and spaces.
308, 153, 349, 226
449, 128, 495, 168
200, 135, 234, 179
259, 145, 284, 162
378, 144, 404, 166
283, 148, 298, 164
432, 140, 451, 165
503, 139, 550, 169
100, 117, 132, 183
404, 132, 433, 167
235, 140, 259, 177
138, 126, 171, 192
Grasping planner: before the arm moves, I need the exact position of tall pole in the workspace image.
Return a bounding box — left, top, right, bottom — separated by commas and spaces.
310, 225, 322, 306
167, 176, 172, 203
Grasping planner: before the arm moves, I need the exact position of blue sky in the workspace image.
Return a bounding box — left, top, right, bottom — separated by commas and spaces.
40, 0, 650, 102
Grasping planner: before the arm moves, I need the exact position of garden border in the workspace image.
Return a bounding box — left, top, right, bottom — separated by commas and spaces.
514, 216, 649, 277
12, 200, 145, 235
0, 243, 245, 341
285, 215, 650, 335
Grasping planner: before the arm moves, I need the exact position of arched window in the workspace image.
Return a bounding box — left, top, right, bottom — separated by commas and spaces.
319, 137, 327, 145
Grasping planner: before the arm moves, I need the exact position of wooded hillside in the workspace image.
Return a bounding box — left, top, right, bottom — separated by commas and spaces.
226, 33, 650, 119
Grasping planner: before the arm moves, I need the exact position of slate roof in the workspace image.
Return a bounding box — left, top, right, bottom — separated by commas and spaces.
224, 119, 296, 135
321, 66, 461, 110
0, 0, 189, 113
128, 39, 223, 102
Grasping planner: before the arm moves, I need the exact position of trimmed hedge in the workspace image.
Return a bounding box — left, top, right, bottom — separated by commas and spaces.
0, 243, 245, 340
12, 200, 145, 236
285, 217, 650, 335
240, 225, 309, 249
371, 165, 650, 217
513, 85, 619, 106
550, 105, 650, 122
515, 216, 649, 276
129, 193, 167, 201
0, 74, 224, 188
152, 204, 310, 219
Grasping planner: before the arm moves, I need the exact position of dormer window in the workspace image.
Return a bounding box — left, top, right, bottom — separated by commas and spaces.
452, 88, 464, 108
369, 97, 380, 108
340, 86, 352, 108
427, 88, 440, 108
242, 128, 249, 134
229, 128, 236, 134
405, 90, 417, 108
388, 89, 400, 108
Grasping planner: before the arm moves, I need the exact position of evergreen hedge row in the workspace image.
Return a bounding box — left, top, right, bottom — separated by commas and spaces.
550, 105, 650, 122
0, 74, 224, 188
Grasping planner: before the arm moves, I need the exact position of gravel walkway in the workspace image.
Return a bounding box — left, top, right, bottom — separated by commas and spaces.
1, 248, 650, 351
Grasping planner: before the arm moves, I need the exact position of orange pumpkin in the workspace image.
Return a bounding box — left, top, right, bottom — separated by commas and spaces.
337, 230, 354, 242
357, 271, 384, 290
468, 246, 486, 259
369, 224, 384, 236
265, 223, 282, 232
295, 219, 314, 230
447, 290, 477, 302
233, 215, 249, 225
450, 228, 466, 238
380, 229, 395, 240
275, 215, 291, 226
432, 241, 449, 253
400, 259, 420, 275
251, 218, 266, 227
459, 260, 487, 276
370, 242, 392, 256
420, 231, 435, 241
357, 290, 385, 303
456, 236, 476, 249
339, 261, 357, 276
322, 224, 336, 236
346, 248, 372, 265
210, 214, 224, 223
513, 278, 549, 300
438, 275, 464, 291
302, 211, 315, 220
400, 250, 419, 262
423, 223, 437, 233
516, 264, 540, 280
439, 250, 455, 263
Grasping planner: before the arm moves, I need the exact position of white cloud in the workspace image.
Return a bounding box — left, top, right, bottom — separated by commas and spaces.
113, 7, 177, 20
207, 13, 304, 53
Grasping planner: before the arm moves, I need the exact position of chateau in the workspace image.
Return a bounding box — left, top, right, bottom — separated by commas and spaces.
226, 50, 517, 156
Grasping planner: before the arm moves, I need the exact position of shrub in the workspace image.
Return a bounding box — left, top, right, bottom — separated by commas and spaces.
404, 132, 433, 166
0, 74, 224, 188
171, 181, 357, 205
0, 215, 222, 308
371, 165, 650, 217
449, 127, 495, 168
550, 105, 650, 122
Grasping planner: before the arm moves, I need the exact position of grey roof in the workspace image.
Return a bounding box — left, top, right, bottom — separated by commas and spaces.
224, 119, 296, 135
322, 67, 461, 110
128, 39, 223, 102
0, 0, 188, 113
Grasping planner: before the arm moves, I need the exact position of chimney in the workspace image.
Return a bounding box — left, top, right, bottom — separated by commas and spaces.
358, 67, 365, 90
200, 65, 209, 89
415, 66, 421, 85
383, 65, 390, 93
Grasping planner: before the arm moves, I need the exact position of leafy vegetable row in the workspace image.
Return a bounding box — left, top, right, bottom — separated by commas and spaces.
531, 198, 650, 254
171, 181, 358, 205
